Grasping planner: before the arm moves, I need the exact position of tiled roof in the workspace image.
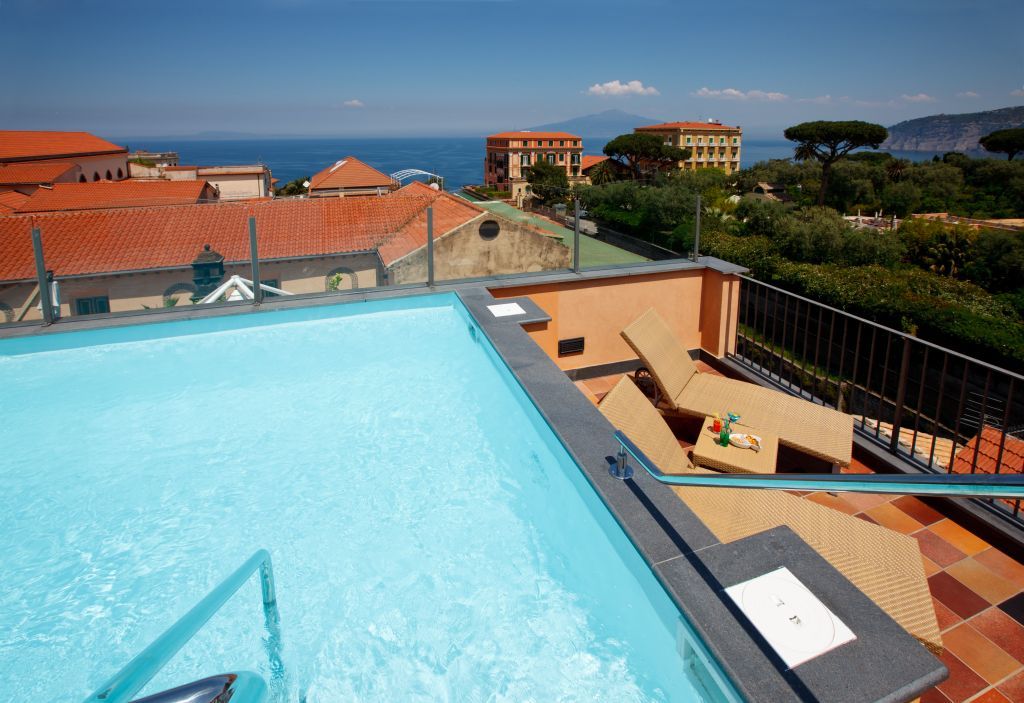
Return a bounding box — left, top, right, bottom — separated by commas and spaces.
0, 191, 30, 215
0, 185, 482, 281
488, 131, 581, 140
0, 131, 127, 161
0, 161, 78, 185
951, 426, 1024, 476
309, 156, 394, 191
581, 155, 609, 171
378, 182, 484, 266
636, 121, 739, 131
16, 180, 214, 213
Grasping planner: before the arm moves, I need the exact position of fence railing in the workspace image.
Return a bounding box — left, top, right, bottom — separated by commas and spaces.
731, 275, 1024, 525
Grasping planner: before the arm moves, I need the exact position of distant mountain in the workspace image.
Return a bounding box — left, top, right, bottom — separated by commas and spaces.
528, 109, 662, 143
882, 106, 1024, 153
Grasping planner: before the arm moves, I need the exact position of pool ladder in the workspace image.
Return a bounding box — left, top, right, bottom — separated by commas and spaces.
83, 549, 284, 703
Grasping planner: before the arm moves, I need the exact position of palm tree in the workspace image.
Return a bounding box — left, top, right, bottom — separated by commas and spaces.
588, 161, 617, 185
885, 159, 909, 182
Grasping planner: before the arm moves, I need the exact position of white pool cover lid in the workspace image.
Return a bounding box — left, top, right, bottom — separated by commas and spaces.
724, 567, 856, 669
487, 302, 526, 318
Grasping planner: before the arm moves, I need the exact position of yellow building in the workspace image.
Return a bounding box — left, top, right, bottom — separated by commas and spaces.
634, 120, 742, 174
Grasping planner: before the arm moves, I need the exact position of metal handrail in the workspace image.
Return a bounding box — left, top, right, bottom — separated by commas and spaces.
737, 274, 1024, 382
613, 431, 1024, 499
84, 549, 283, 703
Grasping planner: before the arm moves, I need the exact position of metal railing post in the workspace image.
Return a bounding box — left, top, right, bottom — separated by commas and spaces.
889, 334, 913, 453
692, 194, 701, 261
573, 198, 581, 273
30, 227, 55, 325
426, 206, 434, 286
248, 217, 263, 305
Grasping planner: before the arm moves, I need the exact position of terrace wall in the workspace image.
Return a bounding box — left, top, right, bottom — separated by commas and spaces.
491, 267, 741, 371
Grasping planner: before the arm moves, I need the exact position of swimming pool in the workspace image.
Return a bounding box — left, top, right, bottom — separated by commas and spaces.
0, 294, 736, 701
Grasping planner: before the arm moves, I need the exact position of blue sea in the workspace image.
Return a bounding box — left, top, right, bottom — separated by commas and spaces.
114, 136, 954, 191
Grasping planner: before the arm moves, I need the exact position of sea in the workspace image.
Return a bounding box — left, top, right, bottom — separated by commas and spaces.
115, 136, 956, 192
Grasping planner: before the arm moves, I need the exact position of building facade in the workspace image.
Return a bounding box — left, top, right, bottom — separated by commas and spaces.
484, 131, 585, 202
634, 120, 742, 174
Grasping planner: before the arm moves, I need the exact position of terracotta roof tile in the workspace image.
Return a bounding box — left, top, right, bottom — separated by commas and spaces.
581, 155, 609, 171
377, 182, 485, 265
488, 131, 581, 140
308, 156, 394, 191
0, 191, 30, 215
16, 180, 214, 213
0, 131, 127, 161
952, 426, 1024, 476
0, 161, 78, 185
636, 121, 740, 131
0, 187, 482, 281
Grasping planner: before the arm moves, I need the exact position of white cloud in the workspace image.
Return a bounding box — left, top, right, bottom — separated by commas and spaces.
798, 95, 833, 104
1012, 87, 1024, 97
587, 80, 659, 96
901, 93, 936, 103
956, 91, 980, 99
693, 87, 788, 102
342, 99, 365, 108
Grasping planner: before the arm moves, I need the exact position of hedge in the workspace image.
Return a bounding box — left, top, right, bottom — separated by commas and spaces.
701, 231, 1024, 371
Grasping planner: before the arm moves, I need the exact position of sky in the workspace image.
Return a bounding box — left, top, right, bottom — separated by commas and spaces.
1, 0, 1022, 140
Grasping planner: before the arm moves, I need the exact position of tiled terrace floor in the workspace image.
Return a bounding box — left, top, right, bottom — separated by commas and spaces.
578, 367, 1024, 703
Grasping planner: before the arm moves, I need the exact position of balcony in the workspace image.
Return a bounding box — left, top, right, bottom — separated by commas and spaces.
3, 201, 1023, 702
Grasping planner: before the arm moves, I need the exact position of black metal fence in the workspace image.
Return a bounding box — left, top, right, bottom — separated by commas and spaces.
732, 275, 1023, 524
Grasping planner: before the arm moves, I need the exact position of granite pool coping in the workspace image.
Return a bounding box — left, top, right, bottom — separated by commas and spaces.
457, 286, 947, 703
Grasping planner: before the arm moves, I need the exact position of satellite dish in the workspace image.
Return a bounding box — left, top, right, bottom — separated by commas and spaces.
302, 180, 310, 188
429, 182, 440, 190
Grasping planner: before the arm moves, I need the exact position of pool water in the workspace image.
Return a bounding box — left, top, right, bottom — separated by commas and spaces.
0, 295, 730, 702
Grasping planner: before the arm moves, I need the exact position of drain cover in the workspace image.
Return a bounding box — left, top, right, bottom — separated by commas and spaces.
725, 567, 856, 668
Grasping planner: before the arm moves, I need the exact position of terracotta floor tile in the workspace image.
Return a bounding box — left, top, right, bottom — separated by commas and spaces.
971, 688, 1012, 703
975, 549, 1024, 588
970, 608, 1024, 662
936, 650, 988, 702
892, 495, 946, 526
933, 598, 964, 632
996, 669, 1024, 703
844, 459, 875, 474
930, 519, 992, 556
942, 622, 1020, 684
803, 491, 859, 515
866, 502, 927, 534
857, 512, 879, 525
842, 490, 895, 512
930, 573, 991, 619
999, 593, 1024, 628
921, 688, 954, 703
947, 559, 1021, 605
923, 556, 944, 577
916, 529, 970, 568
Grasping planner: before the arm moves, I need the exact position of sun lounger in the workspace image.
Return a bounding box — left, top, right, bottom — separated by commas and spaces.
598, 375, 942, 656
621, 308, 854, 467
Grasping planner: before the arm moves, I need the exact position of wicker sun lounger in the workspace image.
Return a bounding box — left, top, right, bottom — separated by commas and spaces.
598, 376, 943, 656
622, 308, 855, 467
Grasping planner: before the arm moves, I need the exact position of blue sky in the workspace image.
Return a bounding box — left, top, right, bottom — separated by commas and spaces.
2, 0, 1021, 139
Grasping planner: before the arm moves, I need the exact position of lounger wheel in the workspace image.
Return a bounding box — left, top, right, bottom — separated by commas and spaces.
633, 367, 661, 405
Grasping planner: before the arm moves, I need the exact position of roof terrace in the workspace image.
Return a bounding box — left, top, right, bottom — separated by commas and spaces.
1, 204, 1023, 702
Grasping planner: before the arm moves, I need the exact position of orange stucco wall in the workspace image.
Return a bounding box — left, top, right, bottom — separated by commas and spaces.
491, 268, 741, 371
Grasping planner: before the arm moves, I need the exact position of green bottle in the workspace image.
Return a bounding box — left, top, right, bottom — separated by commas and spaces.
720, 417, 731, 446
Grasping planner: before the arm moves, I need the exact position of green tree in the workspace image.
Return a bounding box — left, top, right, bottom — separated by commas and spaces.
525, 159, 569, 205
275, 176, 309, 197
603, 133, 691, 180
784, 120, 888, 205
964, 228, 1024, 293
980, 128, 1024, 161
587, 159, 617, 185
899, 218, 974, 278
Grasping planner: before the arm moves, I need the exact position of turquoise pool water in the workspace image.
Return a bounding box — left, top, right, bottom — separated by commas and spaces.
0, 295, 733, 702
